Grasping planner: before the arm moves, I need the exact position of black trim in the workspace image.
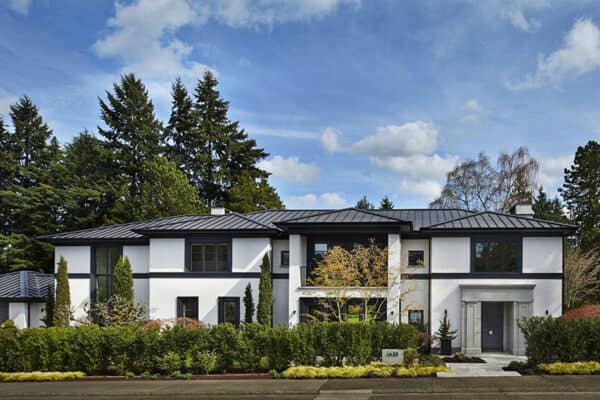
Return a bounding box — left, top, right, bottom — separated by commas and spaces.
185, 236, 232, 273
91, 245, 123, 303
426, 230, 573, 236
430, 273, 562, 279
42, 239, 148, 246
401, 273, 430, 280
68, 272, 261, 279
176, 296, 199, 320
135, 230, 279, 237
218, 296, 240, 327
0, 297, 45, 302
272, 273, 289, 279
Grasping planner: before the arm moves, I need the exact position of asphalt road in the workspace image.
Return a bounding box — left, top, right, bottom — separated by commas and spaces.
2, 376, 600, 399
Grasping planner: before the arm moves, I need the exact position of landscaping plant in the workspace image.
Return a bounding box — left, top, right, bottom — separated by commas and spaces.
53, 256, 71, 327
434, 309, 457, 355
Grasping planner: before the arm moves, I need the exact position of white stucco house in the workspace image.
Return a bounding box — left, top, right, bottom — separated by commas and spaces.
38, 205, 575, 355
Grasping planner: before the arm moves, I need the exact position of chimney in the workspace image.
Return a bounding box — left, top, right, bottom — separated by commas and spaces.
509, 203, 534, 218
210, 207, 227, 216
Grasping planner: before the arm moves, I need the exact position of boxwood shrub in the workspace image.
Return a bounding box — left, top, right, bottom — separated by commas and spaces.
0, 322, 418, 374
519, 316, 600, 365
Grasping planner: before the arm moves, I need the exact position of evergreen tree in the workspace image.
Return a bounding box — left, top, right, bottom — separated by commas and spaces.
53, 256, 71, 327
121, 156, 203, 220
355, 195, 374, 210
112, 256, 134, 304
98, 73, 162, 200
164, 78, 194, 172
533, 187, 568, 223
561, 140, 600, 252
257, 253, 272, 326
225, 174, 284, 213
42, 284, 54, 327
243, 283, 255, 323
379, 196, 394, 209
192, 71, 269, 207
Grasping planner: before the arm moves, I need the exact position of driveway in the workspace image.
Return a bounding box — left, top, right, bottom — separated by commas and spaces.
2, 376, 600, 399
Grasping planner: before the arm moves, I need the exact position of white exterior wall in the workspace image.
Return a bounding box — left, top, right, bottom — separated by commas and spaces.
387, 233, 401, 324
149, 238, 185, 272
232, 238, 270, 272
29, 303, 45, 328
431, 278, 562, 349
123, 245, 149, 273
288, 234, 307, 326
149, 278, 259, 324
69, 278, 91, 323
272, 239, 290, 274
431, 237, 470, 273
8, 303, 27, 328
273, 278, 289, 327
523, 237, 562, 273
401, 279, 429, 324
134, 278, 149, 308
54, 246, 91, 273
401, 239, 430, 273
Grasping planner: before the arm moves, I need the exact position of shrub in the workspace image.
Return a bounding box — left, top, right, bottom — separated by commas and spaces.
0, 319, 16, 329
281, 363, 447, 379
0, 371, 85, 382
194, 351, 219, 375
156, 352, 181, 375
538, 361, 600, 375
519, 316, 600, 364
404, 348, 418, 367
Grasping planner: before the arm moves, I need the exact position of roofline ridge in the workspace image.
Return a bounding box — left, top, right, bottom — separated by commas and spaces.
228, 212, 281, 230
350, 207, 409, 222
275, 208, 346, 223
422, 211, 487, 228
483, 210, 578, 228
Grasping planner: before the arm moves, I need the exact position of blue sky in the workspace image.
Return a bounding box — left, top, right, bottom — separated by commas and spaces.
1, 0, 599, 209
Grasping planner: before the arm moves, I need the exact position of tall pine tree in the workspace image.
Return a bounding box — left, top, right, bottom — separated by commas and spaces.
164, 78, 194, 172
98, 73, 162, 201
533, 187, 568, 223
379, 196, 394, 209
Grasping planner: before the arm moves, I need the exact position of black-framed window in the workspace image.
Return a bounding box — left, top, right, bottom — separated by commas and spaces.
218, 297, 240, 326
188, 242, 230, 272
472, 236, 521, 273
408, 250, 425, 267
177, 297, 198, 321
94, 246, 121, 300
280, 250, 289, 268
408, 310, 424, 325
314, 243, 328, 257
0, 302, 8, 323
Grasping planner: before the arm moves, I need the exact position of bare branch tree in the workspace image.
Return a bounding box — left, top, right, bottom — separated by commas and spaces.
564, 247, 600, 311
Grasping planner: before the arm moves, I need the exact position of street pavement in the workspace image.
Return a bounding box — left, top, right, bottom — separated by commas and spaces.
2, 376, 600, 399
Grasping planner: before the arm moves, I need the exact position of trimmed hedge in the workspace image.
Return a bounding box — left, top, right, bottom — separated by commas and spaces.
281, 363, 448, 379
0, 371, 85, 382
0, 322, 417, 375
538, 361, 600, 375
519, 317, 600, 365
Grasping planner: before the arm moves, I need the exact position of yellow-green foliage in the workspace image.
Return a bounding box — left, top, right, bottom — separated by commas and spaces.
0, 371, 85, 382
538, 361, 600, 375
281, 363, 448, 379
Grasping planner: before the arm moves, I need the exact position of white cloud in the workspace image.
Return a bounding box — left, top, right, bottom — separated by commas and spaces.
508, 19, 600, 90
500, 5, 541, 32
201, 0, 360, 28
399, 179, 443, 199
350, 121, 438, 157
538, 154, 573, 193
286, 192, 348, 208
258, 156, 319, 184
462, 98, 483, 122
8, 0, 31, 15
320, 127, 343, 153
371, 154, 458, 180
0, 88, 16, 117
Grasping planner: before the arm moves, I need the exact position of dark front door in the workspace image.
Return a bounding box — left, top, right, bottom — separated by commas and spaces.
481, 302, 503, 352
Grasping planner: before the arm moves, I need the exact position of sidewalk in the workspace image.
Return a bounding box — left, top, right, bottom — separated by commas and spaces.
2, 376, 600, 399
437, 352, 525, 377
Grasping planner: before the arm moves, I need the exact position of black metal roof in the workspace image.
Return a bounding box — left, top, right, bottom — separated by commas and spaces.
422, 211, 576, 231
0, 271, 54, 300
38, 207, 575, 243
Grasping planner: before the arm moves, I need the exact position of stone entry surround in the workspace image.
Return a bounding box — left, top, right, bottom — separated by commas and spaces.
460, 285, 534, 356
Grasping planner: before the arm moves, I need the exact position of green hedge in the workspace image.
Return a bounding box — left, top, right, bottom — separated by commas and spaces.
0, 322, 417, 374
519, 317, 600, 365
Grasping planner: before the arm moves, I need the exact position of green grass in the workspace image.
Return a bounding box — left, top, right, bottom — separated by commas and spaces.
0, 371, 85, 382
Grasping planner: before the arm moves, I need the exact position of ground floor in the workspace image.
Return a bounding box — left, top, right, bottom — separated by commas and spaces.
2, 376, 600, 399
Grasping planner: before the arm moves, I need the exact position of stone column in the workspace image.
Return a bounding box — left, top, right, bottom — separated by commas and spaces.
387, 233, 401, 324
462, 300, 481, 355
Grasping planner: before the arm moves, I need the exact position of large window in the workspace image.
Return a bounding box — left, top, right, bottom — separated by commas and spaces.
94, 246, 121, 300
189, 242, 229, 272
218, 297, 240, 326
472, 236, 521, 273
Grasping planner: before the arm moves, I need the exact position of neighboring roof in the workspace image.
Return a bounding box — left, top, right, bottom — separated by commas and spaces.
422, 211, 576, 231
38, 207, 575, 243
562, 304, 600, 320
274, 208, 408, 225
0, 271, 54, 300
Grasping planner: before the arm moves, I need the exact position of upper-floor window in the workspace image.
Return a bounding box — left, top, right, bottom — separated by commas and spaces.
189, 242, 229, 272
314, 243, 328, 257
472, 236, 521, 273
280, 250, 289, 268
94, 246, 122, 300
408, 250, 425, 267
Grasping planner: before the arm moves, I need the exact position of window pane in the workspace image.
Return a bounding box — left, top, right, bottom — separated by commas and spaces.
191, 244, 203, 272
178, 297, 198, 320
217, 244, 228, 272
204, 244, 216, 272
281, 251, 289, 267
409, 310, 423, 325
108, 247, 121, 274
221, 299, 238, 325
96, 276, 109, 301
473, 239, 518, 272
96, 248, 108, 274
314, 243, 328, 255
408, 250, 425, 267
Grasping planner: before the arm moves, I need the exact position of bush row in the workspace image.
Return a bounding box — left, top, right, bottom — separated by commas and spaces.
281, 363, 448, 379
537, 361, 600, 375
519, 317, 600, 365
0, 322, 418, 375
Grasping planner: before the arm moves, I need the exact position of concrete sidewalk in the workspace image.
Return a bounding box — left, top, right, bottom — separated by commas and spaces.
2, 376, 600, 399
